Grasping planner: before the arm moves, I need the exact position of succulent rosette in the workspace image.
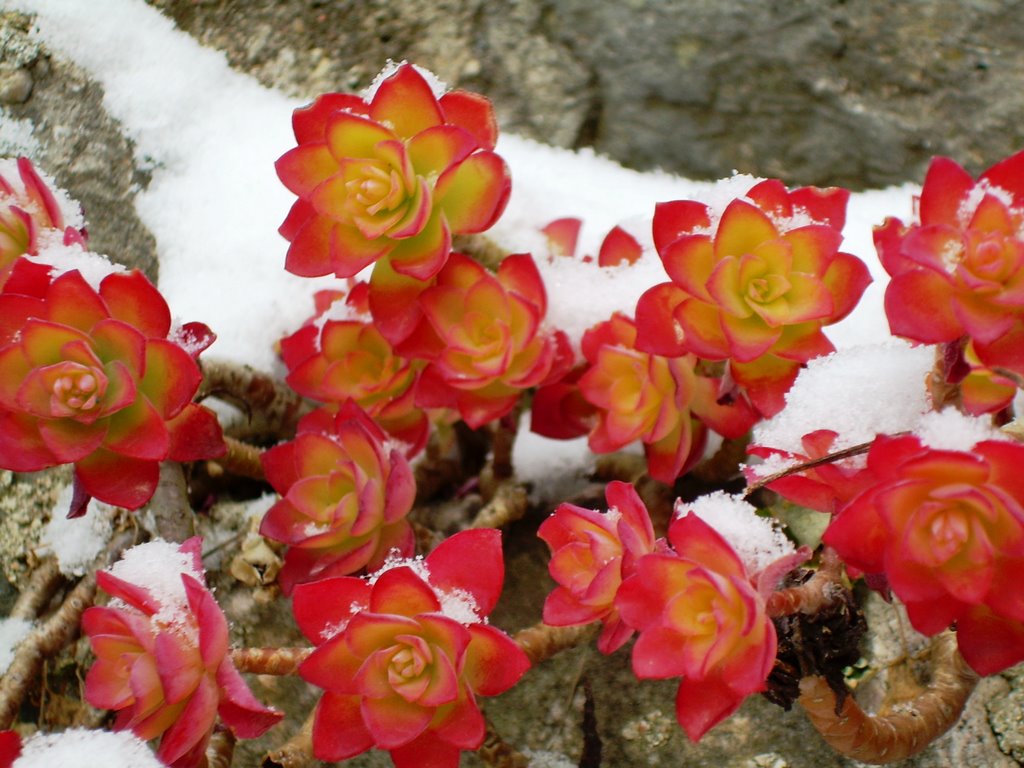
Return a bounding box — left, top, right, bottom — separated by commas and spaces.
635, 179, 871, 416
0, 157, 86, 286
616, 513, 777, 741
406, 252, 572, 428
876, 152, 1024, 368
823, 433, 1024, 675
0, 264, 223, 511
280, 284, 429, 454
539, 481, 662, 653
292, 529, 531, 767
82, 539, 282, 768
275, 63, 509, 282
260, 400, 417, 594
577, 312, 758, 484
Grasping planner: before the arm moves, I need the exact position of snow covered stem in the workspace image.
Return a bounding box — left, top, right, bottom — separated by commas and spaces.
798, 631, 978, 764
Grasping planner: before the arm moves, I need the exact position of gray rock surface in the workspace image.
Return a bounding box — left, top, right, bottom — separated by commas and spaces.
146, 0, 1024, 189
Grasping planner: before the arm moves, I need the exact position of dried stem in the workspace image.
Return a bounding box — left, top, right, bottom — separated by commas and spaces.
0, 531, 135, 728
199, 357, 306, 441
798, 631, 979, 764
229, 647, 312, 676
216, 437, 266, 481
513, 622, 594, 666
744, 436, 909, 497
145, 461, 195, 542
469, 481, 530, 530
206, 725, 237, 768
10, 558, 63, 621
478, 717, 529, 768
262, 709, 314, 768
766, 547, 845, 618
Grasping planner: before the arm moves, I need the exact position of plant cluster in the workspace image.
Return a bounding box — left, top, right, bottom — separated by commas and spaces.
1, 63, 1024, 767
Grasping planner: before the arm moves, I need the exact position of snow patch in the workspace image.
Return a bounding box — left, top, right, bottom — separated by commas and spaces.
13, 728, 164, 768
678, 491, 795, 575
40, 485, 116, 577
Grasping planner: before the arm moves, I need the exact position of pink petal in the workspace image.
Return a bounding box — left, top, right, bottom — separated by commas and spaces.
439, 90, 498, 149
182, 575, 228, 669
361, 694, 433, 749
275, 144, 338, 198
435, 152, 510, 234
369, 567, 441, 616
153, 631, 201, 705
216, 660, 283, 738
155, 677, 218, 766
919, 156, 975, 226
884, 270, 962, 342
369, 64, 444, 139
292, 576, 371, 644
426, 528, 504, 617
312, 693, 375, 762
653, 200, 711, 252
674, 674, 746, 741
73, 450, 160, 509
293, 92, 368, 144
99, 271, 172, 338
631, 625, 689, 679
462, 624, 530, 696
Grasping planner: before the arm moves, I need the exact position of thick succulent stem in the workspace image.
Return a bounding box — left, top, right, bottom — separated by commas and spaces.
798, 631, 979, 764
513, 622, 594, 666
261, 710, 314, 768
217, 436, 266, 481
229, 647, 312, 676
766, 547, 845, 618
199, 357, 306, 441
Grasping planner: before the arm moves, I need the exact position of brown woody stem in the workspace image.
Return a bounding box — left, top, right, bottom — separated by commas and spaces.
766, 547, 845, 618
199, 358, 306, 441
230, 647, 312, 676
479, 717, 529, 767
206, 725, 237, 768
10, 558, 63, 621
217, 436, 266, 481
262, 709, 315, 768
513, 622, 594, 666
798, 631, 978, 764
469, 481, 530, 530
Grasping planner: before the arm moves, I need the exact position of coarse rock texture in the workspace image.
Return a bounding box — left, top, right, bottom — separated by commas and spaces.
146, 0, 1024, 189
4, 1, 1024, 766
0, 11, 158, 278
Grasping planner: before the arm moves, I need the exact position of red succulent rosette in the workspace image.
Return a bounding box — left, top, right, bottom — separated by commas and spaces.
292, 529, 530, 767
635, 179, 870, 416
280, 284, 429, 454
0, 157, 87, 287
275, 63, 509, 282
539, 480, 662, 653
575, 312, 758, 484
616, 513, 777, 741
260, 400, 417, 594
823, 433, 1024, 674
876, 152, 1024, 373
0, 263, 223, 511
82, 539, 282, 768
405, 252, 572, 428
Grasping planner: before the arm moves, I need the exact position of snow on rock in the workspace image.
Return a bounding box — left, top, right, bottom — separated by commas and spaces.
13, 728, 164, 768
0, 618, 32, 675
40, 486, 116, 577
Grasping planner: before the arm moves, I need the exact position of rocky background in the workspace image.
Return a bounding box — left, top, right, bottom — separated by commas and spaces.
2, 1, 1024, 766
